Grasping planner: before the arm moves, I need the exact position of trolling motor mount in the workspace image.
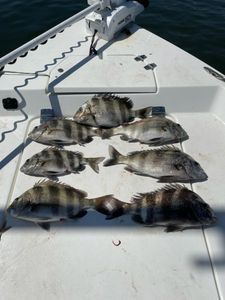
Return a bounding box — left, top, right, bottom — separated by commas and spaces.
86, 0, 149, 41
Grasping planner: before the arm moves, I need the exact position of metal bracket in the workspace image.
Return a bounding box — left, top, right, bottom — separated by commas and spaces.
144, 63, 157, 70
40, 109, 55, 124
151, 106, 166, 117
134, 55, 147, 62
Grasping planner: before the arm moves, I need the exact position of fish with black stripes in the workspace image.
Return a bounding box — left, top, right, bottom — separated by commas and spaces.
94, 185, 216, 232
7, 180, 121, 230
100, 116, 188, 146
28, 118, 99, 146
104, 145, 208, 183
73, 93, 153, 128
20, 147, 104, 178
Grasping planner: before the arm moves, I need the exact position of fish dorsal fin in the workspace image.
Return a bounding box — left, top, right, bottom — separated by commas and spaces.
131, 193, 144, 203
127, 149, 152, 156
159, 183, 185, 192
127, 146, 182, 156
57, 181, 88, 198
156, 145, 181, 152
94, 93, 133, 109
34, 179, 52, 187
43, 146, 62, 151
33, 180, 88, 198
41, 147, 83, 157
150, 184, 186, 196
131, 184, 186, 203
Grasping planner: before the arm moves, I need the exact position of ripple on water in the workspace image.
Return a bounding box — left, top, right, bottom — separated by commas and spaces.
0, 0, 224, 73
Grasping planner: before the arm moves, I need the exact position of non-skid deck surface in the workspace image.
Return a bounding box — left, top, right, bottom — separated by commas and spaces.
0, 113, 224, 300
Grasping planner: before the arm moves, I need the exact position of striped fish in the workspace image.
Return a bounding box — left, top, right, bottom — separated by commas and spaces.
127, 185, 216, 232
73, 93, 152, 128
104, 145, 208, 183
100, 117, 189, 146
20, 147, 104, 178
28, 118, 99, 146
7, 180, 120, 230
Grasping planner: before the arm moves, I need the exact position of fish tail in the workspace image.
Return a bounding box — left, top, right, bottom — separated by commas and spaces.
85, 157, 105, 173
83, 198, 96, 209
98, 128, 114, 139
134, 106, 152, 118
90, 194, 129, 219
103, 145, 124, 167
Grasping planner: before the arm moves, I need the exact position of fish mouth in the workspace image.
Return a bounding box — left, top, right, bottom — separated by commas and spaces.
200, 215, 217, 226
210, 215, 217, 224
174, 130, 189, 143
191, 172, 208, 183
20, 165, 27, 173
181, 132, 189, 142
20, 164, 36, 175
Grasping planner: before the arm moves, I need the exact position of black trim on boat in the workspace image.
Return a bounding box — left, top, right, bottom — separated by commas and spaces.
204, 66, 225, 82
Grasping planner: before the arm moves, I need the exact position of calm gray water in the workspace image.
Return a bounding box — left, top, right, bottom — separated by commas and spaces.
0, 0, 224, 73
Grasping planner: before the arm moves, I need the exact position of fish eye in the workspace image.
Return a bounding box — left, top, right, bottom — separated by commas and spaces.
26, 159, 30, 163
177, 124, 181, 127
194, 161, 200, 166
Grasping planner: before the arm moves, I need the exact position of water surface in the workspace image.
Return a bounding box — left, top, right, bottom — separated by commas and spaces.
0, 0, 224, 73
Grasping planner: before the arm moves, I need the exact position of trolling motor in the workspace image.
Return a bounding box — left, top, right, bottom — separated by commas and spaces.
86, 0, 149, 41
0, 0, 149, 69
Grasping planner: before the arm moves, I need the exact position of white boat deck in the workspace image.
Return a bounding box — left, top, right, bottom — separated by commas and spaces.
0, 19, 225, 300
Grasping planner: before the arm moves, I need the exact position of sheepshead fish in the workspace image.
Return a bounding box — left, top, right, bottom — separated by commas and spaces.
73, 93, 152, 128
128, 185, 216, 231
7, 180, 119, 230
104, 145, 208, 183
100, 117, 188, 146
20, 147, 104, 178
28, 118, 98, 146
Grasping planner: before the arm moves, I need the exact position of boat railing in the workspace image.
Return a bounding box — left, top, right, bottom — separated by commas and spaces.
0, 2, 100, 71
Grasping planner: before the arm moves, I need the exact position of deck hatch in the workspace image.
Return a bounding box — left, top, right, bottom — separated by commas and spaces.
47, 54, 157, 94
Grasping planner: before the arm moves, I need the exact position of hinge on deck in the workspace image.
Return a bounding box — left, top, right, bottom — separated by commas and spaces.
134, 55, 147, 62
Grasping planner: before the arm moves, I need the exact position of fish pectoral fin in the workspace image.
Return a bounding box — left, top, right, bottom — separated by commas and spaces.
148, 138, 164, 146
124, 166, 135, 173
120, 135, 129, 141
37, 222, 51, 231
69, 210, 87, 219
165, 225, 183, 233
158, 176, 176, 183
124, 167, 147, 177
128, 138, 139, 143
149, 138, 162, 142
